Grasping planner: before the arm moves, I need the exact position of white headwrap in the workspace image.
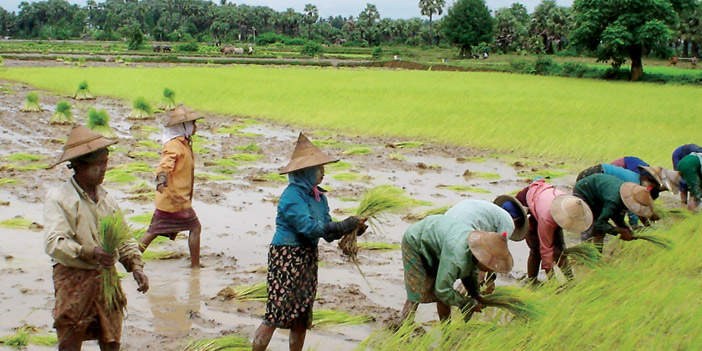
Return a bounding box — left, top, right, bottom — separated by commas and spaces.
162, 120, 195, 145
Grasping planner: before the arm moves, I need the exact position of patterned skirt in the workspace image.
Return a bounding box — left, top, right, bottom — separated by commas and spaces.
262, 245, 318, 329
146, 208, 200, 240
576, 164, 604, 182
401, 238, 438, 303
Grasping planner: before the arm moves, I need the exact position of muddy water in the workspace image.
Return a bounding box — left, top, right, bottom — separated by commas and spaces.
0, 77, 578, 351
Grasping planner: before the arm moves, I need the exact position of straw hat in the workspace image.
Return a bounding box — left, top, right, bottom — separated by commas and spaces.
52, 125, 117, 168
468, 230, 514, 273
659, 168, 681, 195
638, 165, 664, 188
493, 195, 528, 241
550, 195, 593, 233
279, 133, 339, 174
164, 104, 203, 127
620, 182, 655, 217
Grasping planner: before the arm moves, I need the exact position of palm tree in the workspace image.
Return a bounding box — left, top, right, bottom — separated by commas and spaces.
419, 0, 445, 45
303, 4, 318, 40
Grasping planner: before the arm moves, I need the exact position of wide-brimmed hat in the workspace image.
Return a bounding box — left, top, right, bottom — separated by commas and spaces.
279, 133, 339, 174
638, 165, 664, 189
493, 195, 528, 241
659, 168, 681, 194
620, 182, 654, 217
550, 194, 593, 233
164, 104, 203, 127
52, 125, 117, 168
468, 230, 514, 273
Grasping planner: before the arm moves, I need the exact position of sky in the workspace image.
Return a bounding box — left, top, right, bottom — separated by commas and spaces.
1, 0, 575, 18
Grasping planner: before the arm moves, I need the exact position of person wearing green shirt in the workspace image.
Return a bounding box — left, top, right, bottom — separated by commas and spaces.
677, 153, 702, 212
398, 215, 513, 324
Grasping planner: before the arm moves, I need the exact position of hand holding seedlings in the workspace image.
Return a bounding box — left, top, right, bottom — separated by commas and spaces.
617, 227, 634, 241
93, 246, 117, 267
355, 216, 369, 236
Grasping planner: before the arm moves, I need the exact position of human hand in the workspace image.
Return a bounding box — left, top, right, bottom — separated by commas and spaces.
156, 183, 165, 193
617, 227, 634, 241
355, 216, 369, 236
133, 269, 149, 293
93, 246, 117, 267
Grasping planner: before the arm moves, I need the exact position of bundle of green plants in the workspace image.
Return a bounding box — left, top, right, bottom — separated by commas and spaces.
182, 335, 250, 351
158, 87, 176, 110
404, 205, 451, 221
87, 108, 117, 138
73, 81, 94, 100
313, 309, 372, 327
20, 91, 42, 112
99, 211, 131, 312
50, 100, 74, 124
142, 250, 186, 260
563, 243, 602, 267
343, 147, 371, 155
631, 234, 672, 249
234, 142, 262, 153
0, 216, 41, 230
217, 282, 267, 301
0, 325, 57, 347
437, 185, 490, 193
5, 153, 43, 161
477, 286, 541, 320
128, 97, 153, 119
358, 242, 400, 251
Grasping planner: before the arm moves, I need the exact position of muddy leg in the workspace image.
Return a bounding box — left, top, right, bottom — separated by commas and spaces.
289, 324, 307, 351
527, 253, 541, 282
436, 301, 451, 322
58, 329, 85, 351
189, 222, 202, 268
399, 299, 419, 324
98, 341, 120, 351
252, 323, 275, 351
137, 231, 159, 253
681, 190, 688, 205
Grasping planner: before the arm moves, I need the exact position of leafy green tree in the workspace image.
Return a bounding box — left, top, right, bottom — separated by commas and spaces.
674, 0, 702, 57
571, 0, 685, 80
419, 0, 445, 45
302, 4, 318, 39
494, 3, 529, 53
442, 0, 493, 56
530, 0, 571, 54
358, 3, 380, 45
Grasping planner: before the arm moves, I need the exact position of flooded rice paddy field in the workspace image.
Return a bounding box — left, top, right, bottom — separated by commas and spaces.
0, 78, 582, 350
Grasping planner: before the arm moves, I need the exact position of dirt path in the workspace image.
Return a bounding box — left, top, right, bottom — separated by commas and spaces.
0, 74, 578, 351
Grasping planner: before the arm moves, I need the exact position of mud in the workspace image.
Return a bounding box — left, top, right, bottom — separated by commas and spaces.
0, 60, 580, 351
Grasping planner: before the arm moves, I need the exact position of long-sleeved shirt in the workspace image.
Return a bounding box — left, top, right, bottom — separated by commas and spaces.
678, 153, 702, 202
155, 136, 195, 213
610, 156, 649, 175
444, 199, 515, 238
573, 174, 628, 235
672, 144, 702, 169
523, 179, 564, 270
271, 183, 331, 247
44, 177, 144, 272
403, 215, 479, 307
601, 164, 640, 225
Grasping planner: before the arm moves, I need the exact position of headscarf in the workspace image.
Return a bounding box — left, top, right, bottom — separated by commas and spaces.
288, 166, 322, 201
162, 121, 195, 145
501, 201, 522, 219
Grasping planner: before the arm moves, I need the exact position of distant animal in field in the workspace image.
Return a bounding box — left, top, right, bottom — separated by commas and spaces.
220, 46, 244, 55
152, 45, 162, 52
161, 45, 171, 52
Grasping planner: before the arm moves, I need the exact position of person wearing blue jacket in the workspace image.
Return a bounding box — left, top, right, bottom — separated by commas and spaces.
253, 133, 366, 351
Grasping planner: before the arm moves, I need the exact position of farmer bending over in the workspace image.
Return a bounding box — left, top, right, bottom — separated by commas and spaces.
672, 144, 702, 205
676, 152, 702, 212
610, 156, 649, 175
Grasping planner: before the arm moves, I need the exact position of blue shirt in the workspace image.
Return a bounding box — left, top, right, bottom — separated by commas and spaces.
673, 144, 702, 169
601, 164, 641, 184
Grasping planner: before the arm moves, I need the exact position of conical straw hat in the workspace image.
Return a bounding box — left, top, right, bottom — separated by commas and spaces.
468, 230, 513, 273
620, 182, 654, 217
493, 195, 528, 241
638, 165, 664, 189
550, 194, 593, 233
52, 125, 117, 168
279, 133, 339, 174
164, 104, 203, 127
659, 168, 681, 195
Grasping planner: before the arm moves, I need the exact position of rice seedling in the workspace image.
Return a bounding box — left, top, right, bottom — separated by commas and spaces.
227, 153, 263, 162
475, 286, 542, 320
98, 211, 132, 312
343, 147, 371, 155
462, 171, 501, 180
0, 216, 41, 230
564, 243, 602, 267
0, 325, 57, 348
129, 151, 160, 159
140, 125, 160, 133
130, 181, 152, 193
437, 185, 490, 193
358, 242, 400, 251
77, 57, 86, 67
195, 173, 233, 181
20, 91, 42, 112
313, 310, 372, 327
0, 178, 18, 186
404, 205, 451, 221
332, 172, 371, 182
631, 234, 672, 249
50, 100, 74, 124
129, 213, 153, 225
72, 80, 94, 100
158, 87, 176, 110
234, 142, 262, 152
326, 161, 353, 171
215, 124, 245, 134
3, 163, 49, 171
262, 173, 287, 182
105, 170, 139, 183
128, 97, 153, 119
517, 169, 568, 179
182, 335, 251, 351
389, 153, 407, 161
457, 156, 487, 163
142, 250, 186, 260
87, 108, 117, 138
5, 153, 43, 162
136, 140, 162, 150
114, 162, 153, 174
217, 282, 267, 301
387, 141, 424, 148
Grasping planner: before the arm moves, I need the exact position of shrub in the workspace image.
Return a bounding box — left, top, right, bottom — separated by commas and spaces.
127, 27, 144, 51
301, 42, 323, 57
256, 32, 284, 46
372, 47, 383, 60
177, 41, 199, 52
282, 37, 307, 46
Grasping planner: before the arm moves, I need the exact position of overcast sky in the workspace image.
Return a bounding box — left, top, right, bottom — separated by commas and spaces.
1, 0, 575, 19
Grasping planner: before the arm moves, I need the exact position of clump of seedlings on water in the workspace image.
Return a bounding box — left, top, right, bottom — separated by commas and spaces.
87, 108, 117, 138
358, 242, 400, 251
313, 310, 372, 327
158, 87, 176, 110
0, 325, 57, 348
99, 212, 132, 312
50, 101, 74, 125
182, 335, 251, 351
20, 92, 42, 112
128, 97, 153, 119
73, 81, 95, 100
217, 282, 267, 302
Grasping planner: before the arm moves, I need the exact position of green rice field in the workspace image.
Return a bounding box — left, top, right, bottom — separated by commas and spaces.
1, 66, 700, 166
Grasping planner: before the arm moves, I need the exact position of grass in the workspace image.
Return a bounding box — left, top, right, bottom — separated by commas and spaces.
463, 171, 501, 180
313, 310, 372, 327
332, 172, 371, 182
234, 142, 262, 152
227, 153, 263, 162
0, 217, 39, 229
182, 335, 250, 351
3, 163, 49, 171
437, 185, 491, 193
129, 213, 153, 225
262, 173, 287, 182
388, 153, 407, 161
631, 234, 672, 249
137, 139, 162, 149
326, 161, 353, 171
5, 153, 43, 162
0, 325, 57, 348
142, 250, 186, 260
217, 282, 267, 302
563, 243, 602, 267
343, 147, 371, 155
357, 242, 400, 251
105, 170, 139, 183
517, 169, 569, 179
0, 178, 18, 186
129, 151, 160, 159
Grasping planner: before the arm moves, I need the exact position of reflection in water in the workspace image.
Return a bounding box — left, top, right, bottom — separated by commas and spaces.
147, 268, 202, 334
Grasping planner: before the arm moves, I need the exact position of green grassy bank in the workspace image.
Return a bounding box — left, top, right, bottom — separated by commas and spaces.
0, 66, 700, 166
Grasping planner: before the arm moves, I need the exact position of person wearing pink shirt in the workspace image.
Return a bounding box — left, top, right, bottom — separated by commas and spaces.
515, 179, 593, 282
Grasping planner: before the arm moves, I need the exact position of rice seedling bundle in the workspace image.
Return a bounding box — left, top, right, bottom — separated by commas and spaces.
158, 87, 176, 110
631, 234, 672, 249
0, 325, 58, 347
477, 286, 541, 320
182, 335, 250, 351
99, 212, 132, 312
358, 241, 400, 251
5, 153, 43, 161
87, 108, 117, 138
50, 100, 74, 125
564, 243, 602, 267
142, 250, 186, 260
313, 309, 372, 327
73, 80, 94, 100
217, 282, 267, 301
0, 216, 41, 230
20, 91, 42, 112
128, 97, 153, 119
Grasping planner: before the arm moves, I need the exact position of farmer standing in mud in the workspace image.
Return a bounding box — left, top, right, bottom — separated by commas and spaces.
675, 152, 702, 212
398, 215, 513, 324
672, 144, 702, 205
44, 125, 148, 351
573, 173, 655, 251
139, 104, 203, 268
252, 133, 367, 351
514, 179, 593, 282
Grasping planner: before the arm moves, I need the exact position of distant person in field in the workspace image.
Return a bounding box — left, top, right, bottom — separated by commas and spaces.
676, 152, 702, 212
44, 126, 148, 351
672, 144, 702, 204
574, 174, 655, 252
138, 104, 204, 268
397, 215, 513, 324
515, 179, 593, 282
610, 156, 649, 175
252, 133, 367, 351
